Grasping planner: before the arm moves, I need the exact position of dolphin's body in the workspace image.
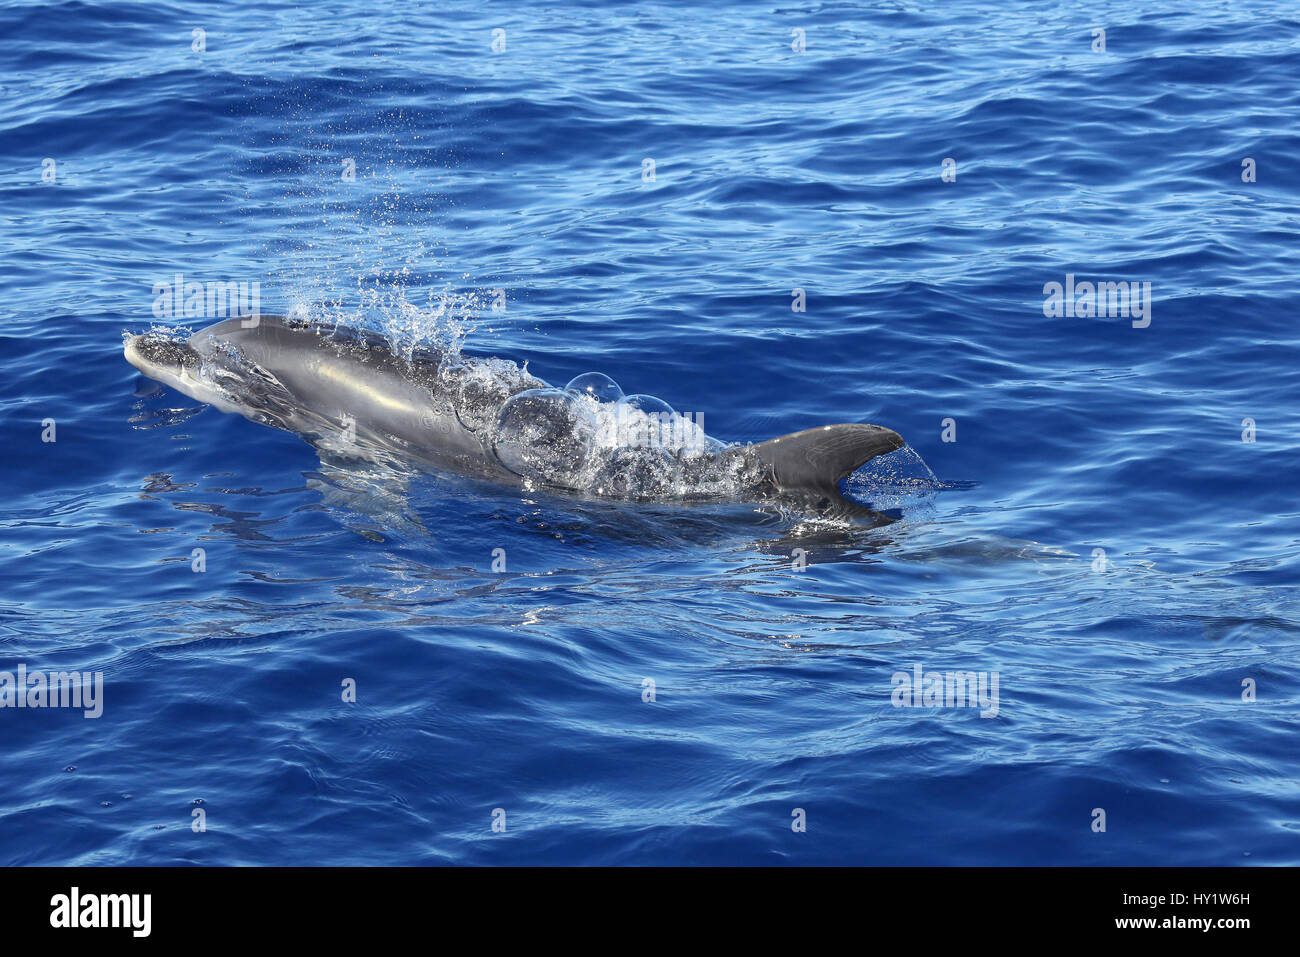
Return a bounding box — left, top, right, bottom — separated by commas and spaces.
124, 315, 905, 517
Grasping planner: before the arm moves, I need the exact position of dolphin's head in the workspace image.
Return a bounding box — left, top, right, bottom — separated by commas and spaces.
124, 331, 241, 410
124, 331, 197, 383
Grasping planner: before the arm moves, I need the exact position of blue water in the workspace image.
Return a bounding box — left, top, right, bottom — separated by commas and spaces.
2, 0, 1298, 866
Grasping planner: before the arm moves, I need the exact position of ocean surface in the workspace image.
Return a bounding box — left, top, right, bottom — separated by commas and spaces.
1, 0, 1298, 866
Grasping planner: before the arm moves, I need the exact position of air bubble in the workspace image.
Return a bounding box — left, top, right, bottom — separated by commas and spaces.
493, 388, 597, 488
565, 372, 624, 403
620, 394, 674, 417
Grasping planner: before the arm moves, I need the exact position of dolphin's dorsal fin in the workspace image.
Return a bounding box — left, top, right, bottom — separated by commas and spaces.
751, 424, 904, 496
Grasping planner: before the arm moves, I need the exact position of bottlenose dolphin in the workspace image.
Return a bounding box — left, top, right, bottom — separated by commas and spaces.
124, 315, 905, 517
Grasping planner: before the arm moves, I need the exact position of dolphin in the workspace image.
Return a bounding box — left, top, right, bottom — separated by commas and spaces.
123, 314, 905, 518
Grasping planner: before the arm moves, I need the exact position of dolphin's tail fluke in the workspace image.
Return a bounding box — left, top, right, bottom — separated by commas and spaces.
751, 423, 904, 513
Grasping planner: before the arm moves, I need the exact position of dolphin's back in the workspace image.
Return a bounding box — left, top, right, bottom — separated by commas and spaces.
191, 315, 429, 381
189, 315, 507, 474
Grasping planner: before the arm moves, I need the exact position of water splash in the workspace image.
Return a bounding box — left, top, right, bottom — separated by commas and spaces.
490, 380, 754, 500
842, 445, 943, 516
284, 280, 484, 362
